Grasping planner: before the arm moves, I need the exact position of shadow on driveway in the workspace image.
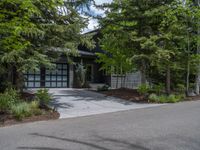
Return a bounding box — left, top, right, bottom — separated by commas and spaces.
17, 132, 200, 150
51, 89, 134, 105
18, 133, 149, 150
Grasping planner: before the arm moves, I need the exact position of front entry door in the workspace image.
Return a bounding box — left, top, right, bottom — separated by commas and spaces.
86, 64, 93, 82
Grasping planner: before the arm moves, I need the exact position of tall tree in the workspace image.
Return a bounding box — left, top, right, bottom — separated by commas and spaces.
0, 0, 93, 90
98, 0, 173, 84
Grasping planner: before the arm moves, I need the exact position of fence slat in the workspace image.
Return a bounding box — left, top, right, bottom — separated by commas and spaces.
111, 72, 141, 89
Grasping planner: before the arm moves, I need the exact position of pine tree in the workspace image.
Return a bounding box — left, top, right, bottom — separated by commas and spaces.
98, 0, 173, 85
0, 0, 93, 90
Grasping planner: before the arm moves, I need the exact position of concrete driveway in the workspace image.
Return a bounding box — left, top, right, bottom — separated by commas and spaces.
48, 89, 162, 119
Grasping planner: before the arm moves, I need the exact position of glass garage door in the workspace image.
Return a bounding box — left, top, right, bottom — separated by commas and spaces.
24, 63, 68, 88
45, 63, 68, 88
24, 69, 41, 88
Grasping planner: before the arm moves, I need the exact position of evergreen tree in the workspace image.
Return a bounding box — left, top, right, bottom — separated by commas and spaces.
97, 0, 200, 94
0, 0, 93, 90
98, 0, 173, 84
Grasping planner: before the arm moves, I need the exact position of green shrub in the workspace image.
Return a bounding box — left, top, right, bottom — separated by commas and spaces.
158, 95, 167, 103
175, 94, 186, 100
137, 84, 150, 95
148, 93, 159, 102
11, 102, 32, 120
152, 83, 164, 95
166, 94, 177, 103
149, 93, 183, 103
0, 93, 11, 113
176, 84, 185, 93
35, 89, 52, 107
0, 89, 20, 113
29, 101, 42, 116
30, 100, 39, 110
97, 85, 109, 91
5, 88, 20, 101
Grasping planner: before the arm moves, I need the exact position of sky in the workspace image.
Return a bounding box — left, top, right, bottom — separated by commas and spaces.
85, 0, 112, 32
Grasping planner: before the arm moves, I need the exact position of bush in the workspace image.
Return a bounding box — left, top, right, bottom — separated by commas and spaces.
137, 84, 150, 95
148, 93, 159, 102
97, 85, 109, 91
156, 95, 166, 103
11, 102, 32, 120
0, 89, 20, 113
30, 100, 39, 110
35, 89, 52, 108
149, 93, 183, 103
175, 94, 186, 100
30, 101, 42, 116
167, 94, 177, 103
176, 84, 185, 93
152, 83, 164, 95
74, 63, 86, 88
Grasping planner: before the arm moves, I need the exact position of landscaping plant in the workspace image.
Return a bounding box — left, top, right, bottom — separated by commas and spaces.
148, 93, 183, 103
152, 83, 165, 95
35, 89, 52, 108
74, 63, 87, 88
11, 102, 32, 120
29, 101, 42, 116
0, 89, 20, 113
97, 85, 110, 92
137, 84, 150, 96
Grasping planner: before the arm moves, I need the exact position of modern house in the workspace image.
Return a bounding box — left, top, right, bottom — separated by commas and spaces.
24, 30, 141, 89
24, 30, 108, 89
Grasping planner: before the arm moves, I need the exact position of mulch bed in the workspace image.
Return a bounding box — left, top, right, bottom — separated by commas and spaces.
99, 88, 200, 103
185, 94, 200, 101
99, 88, 148, 103
0, 110, 60, 127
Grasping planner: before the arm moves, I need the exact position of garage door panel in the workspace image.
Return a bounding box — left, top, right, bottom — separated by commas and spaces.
25, 63, 69, 88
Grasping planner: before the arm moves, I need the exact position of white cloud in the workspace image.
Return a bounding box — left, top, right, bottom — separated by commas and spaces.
84, 0, 112, 32
95, 0, 112, 5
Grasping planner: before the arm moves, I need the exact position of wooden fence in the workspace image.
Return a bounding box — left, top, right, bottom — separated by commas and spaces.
111, 72, 141, 89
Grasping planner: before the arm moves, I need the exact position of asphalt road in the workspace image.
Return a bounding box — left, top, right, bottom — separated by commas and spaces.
0, 101, 200, 150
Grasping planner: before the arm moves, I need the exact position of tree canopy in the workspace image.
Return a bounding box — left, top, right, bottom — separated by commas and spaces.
0, 0, 93, 90
97, 0, 200, 94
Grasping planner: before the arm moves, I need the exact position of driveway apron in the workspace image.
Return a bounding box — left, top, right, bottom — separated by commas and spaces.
47, 89, 162, 119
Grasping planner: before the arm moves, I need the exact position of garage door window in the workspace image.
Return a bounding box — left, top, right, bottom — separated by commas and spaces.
24, 63, 68, 88
45, 63, 68, 88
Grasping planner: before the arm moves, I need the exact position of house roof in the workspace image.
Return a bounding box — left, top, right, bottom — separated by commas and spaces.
48, 47, 96, 57
78, 49, 96, 57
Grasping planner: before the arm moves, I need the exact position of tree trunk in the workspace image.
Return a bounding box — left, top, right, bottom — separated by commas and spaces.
195, 74, 199, 95
186, 60, 190, 96
15, 71, 24, 92
195, 10, 200, 95
140, 60, 146, 84
166, 65, 171, 95
7, 65, 14, 88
